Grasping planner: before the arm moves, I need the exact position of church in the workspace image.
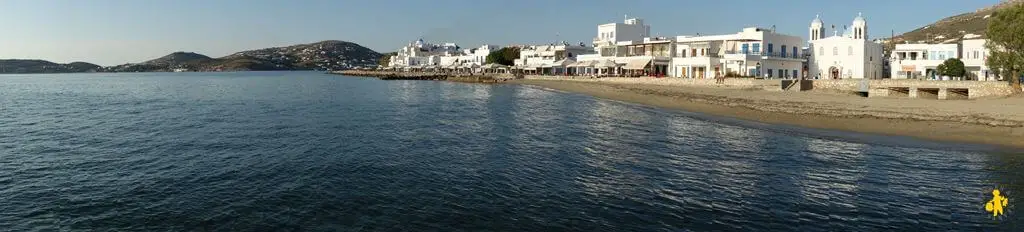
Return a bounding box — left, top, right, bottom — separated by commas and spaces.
807, 14, 884, 79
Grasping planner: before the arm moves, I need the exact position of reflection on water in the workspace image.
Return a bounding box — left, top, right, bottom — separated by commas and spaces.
0, 72, 1021, 231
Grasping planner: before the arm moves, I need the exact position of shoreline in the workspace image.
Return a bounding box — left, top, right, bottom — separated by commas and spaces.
508, 78, 1024, 149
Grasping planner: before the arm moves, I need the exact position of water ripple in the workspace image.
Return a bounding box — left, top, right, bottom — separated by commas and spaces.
0, 72, 1020, 231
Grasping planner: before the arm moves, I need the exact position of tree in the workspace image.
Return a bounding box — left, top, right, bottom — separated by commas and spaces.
937, 58, 966, 79
485, 47, 521, 66
986, 2, 1024, 92
378, 52, 397, 67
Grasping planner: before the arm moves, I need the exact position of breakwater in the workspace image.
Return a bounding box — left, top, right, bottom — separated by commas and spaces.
331, 70, 509, 83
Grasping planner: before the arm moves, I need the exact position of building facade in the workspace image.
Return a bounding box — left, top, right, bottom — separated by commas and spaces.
388, 39, 460, 67
387, 39, 502, 67
670, 27, 804, 79
961, 39, 996, 81
890, 43, 960, 79
514, 43, 593, 67
807, 14, 884, 79
573, 17, 660, 76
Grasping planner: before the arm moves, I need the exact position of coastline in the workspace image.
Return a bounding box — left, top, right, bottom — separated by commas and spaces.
508, 78, 1024, 149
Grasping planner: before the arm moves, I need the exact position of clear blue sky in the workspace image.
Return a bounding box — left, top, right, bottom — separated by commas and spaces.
0, 0, 1000, 66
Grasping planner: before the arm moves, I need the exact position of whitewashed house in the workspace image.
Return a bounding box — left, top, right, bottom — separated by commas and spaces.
574, 17, 661, 76
670, 27, 804, 79
387, 39, 460, 67
961, 39, 996, 81
807, 14, 884, 79
514, 43, 593, 74
890, 43, 960, 80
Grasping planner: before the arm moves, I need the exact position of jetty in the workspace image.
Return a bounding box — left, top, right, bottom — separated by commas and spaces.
331, 70, 512, 83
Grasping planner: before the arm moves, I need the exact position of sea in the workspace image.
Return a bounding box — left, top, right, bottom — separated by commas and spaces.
1, 71, 1021, 231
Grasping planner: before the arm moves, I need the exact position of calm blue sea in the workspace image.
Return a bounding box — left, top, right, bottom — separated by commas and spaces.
1, 71, 1021, 231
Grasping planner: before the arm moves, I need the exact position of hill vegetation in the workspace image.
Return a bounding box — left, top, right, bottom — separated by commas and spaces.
890, 0, 1024, 44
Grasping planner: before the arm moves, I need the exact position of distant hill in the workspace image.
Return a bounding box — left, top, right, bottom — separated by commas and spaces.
142, 52, 213, 66
101, 40, 381, 72
889, 0, 1023, 44
0, 59, 101, 73
204, 40, 381, 71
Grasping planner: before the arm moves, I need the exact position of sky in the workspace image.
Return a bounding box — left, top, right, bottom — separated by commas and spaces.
0, 0, 1002, 66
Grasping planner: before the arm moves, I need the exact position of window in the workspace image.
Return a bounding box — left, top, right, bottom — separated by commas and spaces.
767, 43, 774, 54
974, 51, 979, 59
848, 46, 853, 56
793, 70, 798, 79
833, 47, 838, 56
767, 69, 773, 78
781, 45, 787, 57
778, 69, 784, 78
742, 44, 749, 54
870, 56, 873, 61
792, 47, 798, 58
753, 43, 761, 53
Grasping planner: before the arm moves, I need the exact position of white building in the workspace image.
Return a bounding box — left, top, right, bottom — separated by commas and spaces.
387, 39, 504, 68
593, 16, 651, 48
670, 27, 804, 79
890, 43, 960, 79
514, 43, 593, 67
962, 39, 996, 81
438, 44, 502, 66
387, 39, 460, 67
577, 36, 674, 76
807, 14, 884, 79
574, 17, 665, 76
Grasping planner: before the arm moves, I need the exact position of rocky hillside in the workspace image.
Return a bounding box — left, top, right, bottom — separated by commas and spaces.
203, 40, 381, 71
7, 40, 382, 73
890, 0, 1023, 44
103, 52, 214, 72
143, 52, 213, 67
0, 60, 101, 73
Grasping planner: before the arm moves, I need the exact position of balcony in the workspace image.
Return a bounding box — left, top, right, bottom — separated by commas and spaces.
760, 52, 803, 60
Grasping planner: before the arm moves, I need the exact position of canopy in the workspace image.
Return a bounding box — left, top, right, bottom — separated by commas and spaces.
623, 59, 652, 70
481, 63, 508, 69
593, 59, 621, 68
544, 59, 576, 68
568, 60, 595, 67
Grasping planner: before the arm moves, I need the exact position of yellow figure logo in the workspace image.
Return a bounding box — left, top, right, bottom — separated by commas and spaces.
985, 189, 1009, 217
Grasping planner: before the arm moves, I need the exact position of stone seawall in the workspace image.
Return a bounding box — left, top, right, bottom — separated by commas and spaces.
332, 70, 509, 83
812, 79, 1017, 99
523, 76, 781, 90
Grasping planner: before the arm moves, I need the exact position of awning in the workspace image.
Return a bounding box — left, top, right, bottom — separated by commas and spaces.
568, 60, 595, 67
593, 59, 621, 68
623, 59, 652, 70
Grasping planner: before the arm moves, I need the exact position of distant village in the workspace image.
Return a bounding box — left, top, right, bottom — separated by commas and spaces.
382, 14, 1000, 82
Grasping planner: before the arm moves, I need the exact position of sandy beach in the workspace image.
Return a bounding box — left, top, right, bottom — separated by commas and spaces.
509, 78, 1024, 148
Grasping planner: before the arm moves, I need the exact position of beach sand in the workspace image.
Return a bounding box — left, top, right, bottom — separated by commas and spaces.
509, 78, 1024, 148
